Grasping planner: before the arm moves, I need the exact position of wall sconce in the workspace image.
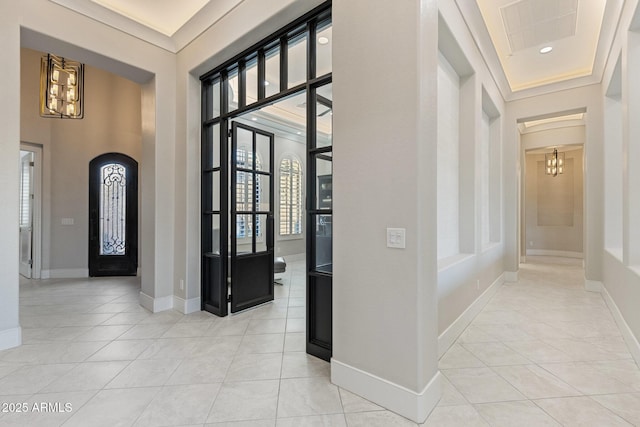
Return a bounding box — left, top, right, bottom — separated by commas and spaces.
545, 148, 564, 177
40, 54, 84, 119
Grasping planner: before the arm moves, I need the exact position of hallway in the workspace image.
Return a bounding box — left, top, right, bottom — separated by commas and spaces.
0, 258, 638, 425
433, 257, 640, 426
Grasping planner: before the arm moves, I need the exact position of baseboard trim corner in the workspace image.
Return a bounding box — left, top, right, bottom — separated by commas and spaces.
601, 285, 640, 366
139, 292, 173, 313
504, 271, 518, 282
331, 358, 442, 423
585, 279, 604, 292
0, 327, 22, 351
438, 273, 505, 358
173, 296, 201, 314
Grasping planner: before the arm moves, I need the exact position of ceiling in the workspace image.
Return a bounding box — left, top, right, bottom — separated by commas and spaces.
462, 0, 624, 100
50, 0, 244, 52
475, 0, 606, 92
51, 0, 622, 100
89, 0, 210, 36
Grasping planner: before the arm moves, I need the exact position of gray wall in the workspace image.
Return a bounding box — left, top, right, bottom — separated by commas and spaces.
525, 148, 584, 255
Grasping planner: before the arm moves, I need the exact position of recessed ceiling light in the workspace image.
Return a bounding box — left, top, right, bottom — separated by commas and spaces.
539, 46, 553, 54
296, 131, 302, 135
251, 117, 257, 121
264, 81, 270, 86
318, 36, 329, 45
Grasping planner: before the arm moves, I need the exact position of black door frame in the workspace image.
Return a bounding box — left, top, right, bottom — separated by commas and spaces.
200, 2, 332, 361
230, 121, 275, 312
88, 152, 138, 277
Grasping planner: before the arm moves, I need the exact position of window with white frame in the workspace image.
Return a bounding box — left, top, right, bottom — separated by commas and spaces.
279, 156, 303, 236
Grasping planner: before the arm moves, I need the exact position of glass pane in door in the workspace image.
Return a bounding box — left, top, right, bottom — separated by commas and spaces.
314, 214, 332, 272
315, 156, 332, 210
99, 163, 127, 255
256, 133, 271, 173
316, 83, 332, 148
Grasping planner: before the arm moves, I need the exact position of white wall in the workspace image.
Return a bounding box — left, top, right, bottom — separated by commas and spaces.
0, 8, 21, 350
437, 53, 461, 260
436, 0, 507, 354
331, 0, 441, 422
21, 48, 142, 277
601, 0, 640, 364
604, 58, 623, 256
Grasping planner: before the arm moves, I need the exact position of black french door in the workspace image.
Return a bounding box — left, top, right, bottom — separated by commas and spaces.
200, 3, 332, 361
230, 122, 275, 312
88, 153, 138, 276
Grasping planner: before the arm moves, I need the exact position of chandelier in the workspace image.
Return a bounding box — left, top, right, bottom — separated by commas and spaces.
545, 148, 564, 177
40, 54, 84, 119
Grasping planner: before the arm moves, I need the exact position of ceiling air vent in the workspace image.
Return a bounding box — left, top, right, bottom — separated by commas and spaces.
500, 0, 578, 53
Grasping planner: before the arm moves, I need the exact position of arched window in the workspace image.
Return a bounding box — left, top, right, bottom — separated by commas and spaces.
279, 156, 303, 236
236, 146, 261, 238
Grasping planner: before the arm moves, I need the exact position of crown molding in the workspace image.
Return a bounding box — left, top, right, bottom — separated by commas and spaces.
49, 0, 244, 53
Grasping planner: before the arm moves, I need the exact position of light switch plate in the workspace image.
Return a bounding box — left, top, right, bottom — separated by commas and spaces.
61, 218, 74, 225
386, 228, 406, 249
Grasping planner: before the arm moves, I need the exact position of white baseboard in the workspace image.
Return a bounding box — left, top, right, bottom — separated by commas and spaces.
585, 279, 604, 292
0, 327, 22, 351
526, 249, 583, 259
504, 271, 518, 282
438, 274, 505, 358
41, 268, 88, 279
331, 359, 442, 423
173, 296, 201, 314
601, 286, 640, 366
139, 292, 173, 313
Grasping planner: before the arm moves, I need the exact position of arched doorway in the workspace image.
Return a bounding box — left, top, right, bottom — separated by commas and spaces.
89, 152, 138, 276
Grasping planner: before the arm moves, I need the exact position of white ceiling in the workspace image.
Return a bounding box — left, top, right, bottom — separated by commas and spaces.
50, 0, 622, 100
475, 0, 607, 92
89, 0, 210, 36
50, 0, 244, 52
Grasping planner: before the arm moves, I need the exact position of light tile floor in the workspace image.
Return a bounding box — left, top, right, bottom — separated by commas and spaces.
1, 257, 638, 426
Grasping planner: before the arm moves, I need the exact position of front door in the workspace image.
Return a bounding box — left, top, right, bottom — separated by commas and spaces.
88, 153, 138, 276
19, 151, 34, 278
230, 122, 275, 312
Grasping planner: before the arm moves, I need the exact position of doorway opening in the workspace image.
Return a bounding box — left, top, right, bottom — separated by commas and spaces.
518, 113, 586, 265
200, 3, 333, 360
19, 144, 42, 279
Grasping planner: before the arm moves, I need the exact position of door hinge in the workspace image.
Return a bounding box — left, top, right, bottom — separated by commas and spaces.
28, 260, 33, 265
226, 295, 231, 302
29, 162, 35, 167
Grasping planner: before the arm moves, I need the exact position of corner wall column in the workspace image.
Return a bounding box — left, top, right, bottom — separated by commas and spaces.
0, 15, 22, 350
331, 0, 441, 422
